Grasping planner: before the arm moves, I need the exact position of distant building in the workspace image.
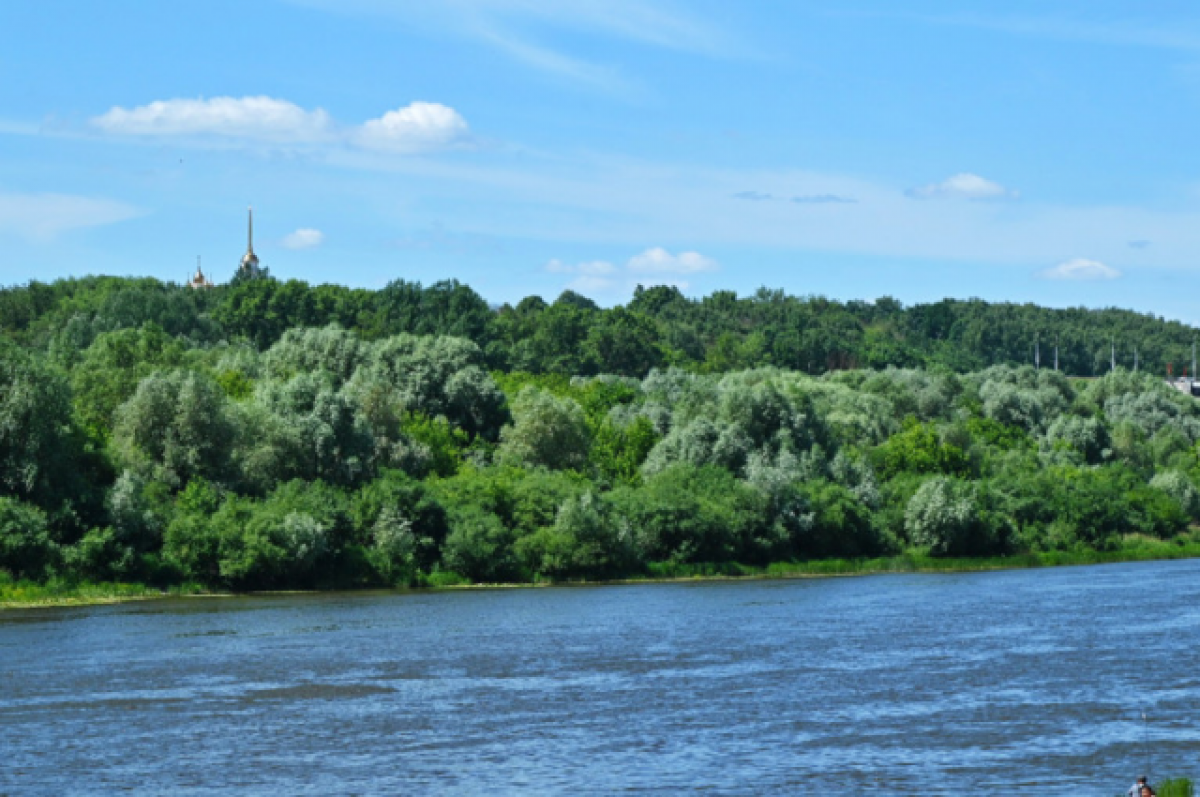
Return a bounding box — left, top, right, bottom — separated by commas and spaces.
1167, 378, 1200, 397
236, 206, 262, 279
1166, 347, 1200, 397
187, 257, 214, 289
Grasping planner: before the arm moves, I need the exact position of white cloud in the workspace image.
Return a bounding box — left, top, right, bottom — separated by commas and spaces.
281, 228, 325, 250
544, 258, 619, 291
627, 246, 718, 274
0, 191, 142, 241
356, 102, 470, 153
545, 247, 716, 295
91, 97, 470, 155
1038, 258, 1121, 281
309, 154, 1200, 276
92, 96, 333, 142
907, 172, 1018, 200
545, 258, 617, 275
566, 274, 619, 292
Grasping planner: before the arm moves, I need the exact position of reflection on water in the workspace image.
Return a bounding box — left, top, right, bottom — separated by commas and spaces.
2, 560, 1199, 795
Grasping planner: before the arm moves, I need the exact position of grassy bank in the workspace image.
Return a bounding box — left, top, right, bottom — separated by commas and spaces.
634, 534, 1200, 582
1161, 778, 1195, 797
0, 575, 209, 609
6, 534, 1200, 609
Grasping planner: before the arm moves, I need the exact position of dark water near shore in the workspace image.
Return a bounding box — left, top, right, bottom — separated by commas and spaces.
3, 561, 1199, 795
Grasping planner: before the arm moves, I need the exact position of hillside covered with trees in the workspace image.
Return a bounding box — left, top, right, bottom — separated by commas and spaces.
3, 274, 1200, 591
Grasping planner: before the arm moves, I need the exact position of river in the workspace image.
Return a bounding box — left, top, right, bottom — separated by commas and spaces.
2, 559, 1199, 794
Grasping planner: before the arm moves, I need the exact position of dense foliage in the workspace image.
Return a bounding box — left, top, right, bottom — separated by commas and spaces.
2, 274, 1200, 589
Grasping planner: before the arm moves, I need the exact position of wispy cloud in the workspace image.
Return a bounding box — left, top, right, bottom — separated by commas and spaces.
392, 226, 503, 255
1128, 239, 1152, 249
281, 228, 325, 250
923, 12, 1200, 51
732, 191, 774, 202
1038, 258, 1121, 281
0, 191, 142, 241
733, 190, 857, 204
286, 0, 738, 91
792, 194, 857, 204
473, 27, 629, 93
907, 173, 1018, 200
466, 0, 735, 54
91, 97, 471, 154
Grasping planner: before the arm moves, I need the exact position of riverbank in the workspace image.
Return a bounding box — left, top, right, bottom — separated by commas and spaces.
0, 578, 213, 610
635, 533, 1200, 582
5, 534, 1200, 610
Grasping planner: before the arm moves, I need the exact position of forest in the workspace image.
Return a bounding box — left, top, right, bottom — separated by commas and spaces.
3, 273, 1200, 591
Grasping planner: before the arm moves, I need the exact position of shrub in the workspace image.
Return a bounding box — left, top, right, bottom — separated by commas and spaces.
442, 506, 519, 583
610, 464, 766, 564
1149, 470, 1200, 520
352, 470, 449, 571
905, 477, 1000, 556
801, 480, 884, 559
516, 492, 635, 580
0, 498, 57, 580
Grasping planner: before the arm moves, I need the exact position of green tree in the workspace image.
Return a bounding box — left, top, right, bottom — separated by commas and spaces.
497, 387, 590, 471
872, 419, 971, 481
0, 498, 57, 579
1150, 470, 1200, 519
590, 415, 658, 484
237, 373, 373, 491
582, 308, 663, 376
441, 506, 519, 583
610, 464, 765, 564
516, 492, 635, 580
352, 470, 449, 572
905, 476, 1001, 556
800, 480, 882, 559
112, 370, 238, 489
0, 343, 76, 504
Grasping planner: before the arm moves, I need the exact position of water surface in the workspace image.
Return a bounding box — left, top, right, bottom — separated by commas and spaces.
3, 560, 1199, 794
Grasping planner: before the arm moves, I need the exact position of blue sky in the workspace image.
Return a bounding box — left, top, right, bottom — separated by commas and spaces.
2, 1, 1200, 317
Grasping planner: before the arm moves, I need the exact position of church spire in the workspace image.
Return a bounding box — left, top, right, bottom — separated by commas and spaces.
238, 204, 261, 277
188, 255, 213, 289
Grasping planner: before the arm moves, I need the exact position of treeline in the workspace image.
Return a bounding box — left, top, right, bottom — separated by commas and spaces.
2, 275, 1200, 590
3, 274, 1199, 376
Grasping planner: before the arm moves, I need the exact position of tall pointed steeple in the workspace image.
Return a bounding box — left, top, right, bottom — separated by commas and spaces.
238, 205, 261, 277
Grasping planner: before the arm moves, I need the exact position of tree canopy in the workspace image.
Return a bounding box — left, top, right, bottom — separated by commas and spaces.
3, 274, 1200, 589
